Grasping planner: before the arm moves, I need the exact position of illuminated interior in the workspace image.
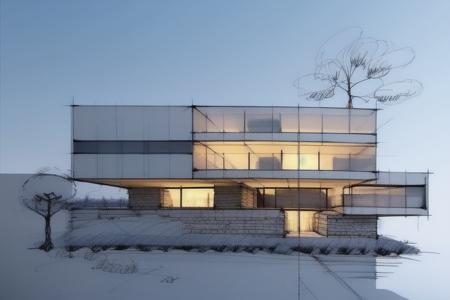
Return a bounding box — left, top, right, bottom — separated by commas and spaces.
193, 107, 376, 134
162, 188, 214, 208
193, 141, 375, 171
285, 211, 317, 233
256, 188, 328, 209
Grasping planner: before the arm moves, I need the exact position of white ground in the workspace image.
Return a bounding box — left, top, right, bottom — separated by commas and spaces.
0, 174, 440, 299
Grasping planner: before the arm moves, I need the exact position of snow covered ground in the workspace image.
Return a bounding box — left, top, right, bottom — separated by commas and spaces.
2, 247, 408, 300
0, 174, 447, 299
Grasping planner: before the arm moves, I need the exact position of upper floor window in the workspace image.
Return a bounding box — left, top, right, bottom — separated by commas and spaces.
193, 107, 376, 134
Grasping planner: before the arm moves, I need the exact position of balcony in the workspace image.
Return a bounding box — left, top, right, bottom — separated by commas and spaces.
193, 106, 377, 143
335, 178, 429, 216
193, 141, 376, 180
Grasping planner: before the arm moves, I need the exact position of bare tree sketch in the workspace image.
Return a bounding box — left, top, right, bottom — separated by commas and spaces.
21, 172, 77, 251
294, 28, 423, 108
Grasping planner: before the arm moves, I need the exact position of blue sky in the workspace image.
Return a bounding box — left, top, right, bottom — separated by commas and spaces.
1, 0, 449, 176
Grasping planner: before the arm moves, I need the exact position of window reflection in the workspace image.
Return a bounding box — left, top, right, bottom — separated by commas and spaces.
193, 107, 376, 134
193, 142, 376, 171
162, 188, 214, 208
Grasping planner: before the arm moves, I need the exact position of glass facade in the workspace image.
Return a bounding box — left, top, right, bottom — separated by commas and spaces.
343, 185, 426, 208
163, 188, 214, 208
285, 211, 317, 233
193, 142, 376, 171
193, 107, 376, 134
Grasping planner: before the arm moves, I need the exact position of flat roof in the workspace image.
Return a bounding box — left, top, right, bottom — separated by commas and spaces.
71, 104, 379, 111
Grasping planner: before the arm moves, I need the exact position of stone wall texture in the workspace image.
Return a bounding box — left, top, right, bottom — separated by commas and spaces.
128, 188, 161, 209
70, 208, 285, 236
214, 185, 256, 208
314, 211, 377, 238
166, 209, 283, 235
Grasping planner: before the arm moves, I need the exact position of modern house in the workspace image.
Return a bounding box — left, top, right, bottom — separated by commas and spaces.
71, 105, 429, 239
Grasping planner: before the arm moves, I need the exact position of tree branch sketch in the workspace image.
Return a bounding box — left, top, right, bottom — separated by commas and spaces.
21, 172, 77, 251
294, 28, 423, 108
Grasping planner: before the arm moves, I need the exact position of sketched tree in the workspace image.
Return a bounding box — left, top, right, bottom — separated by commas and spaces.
294, 28, 422, 108
21, 172, 77, 251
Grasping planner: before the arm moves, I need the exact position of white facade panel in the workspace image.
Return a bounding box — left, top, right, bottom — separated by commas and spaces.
73, 154, 98, 178
243, 133, 279, 141
147, 155, 171, 178
320, 134, 376, 143
73, 154, 192, 179
170, 155, 193, 178
74, 106, 192, 141
193, 170, 376, 180
117, 107, 145, 139
343, 207, 428, 216
122, 155, 145, 178
74, 106, 118, 140
99, 154, 121, 178
169, 106, 193, 140
146, 107, 170, 140
375, 171, 429, 185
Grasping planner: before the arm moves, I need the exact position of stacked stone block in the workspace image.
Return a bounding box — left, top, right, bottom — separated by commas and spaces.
128, 188, 161, 209
314, 211, 377, 238
214, 185, 256, 208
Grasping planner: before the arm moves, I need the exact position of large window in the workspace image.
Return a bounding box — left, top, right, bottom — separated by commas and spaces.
163, 188, 214, 208
193, 142, 376, 172
193, 107, 376, 134
343, 185, 425, 208
285, 211, 317, 233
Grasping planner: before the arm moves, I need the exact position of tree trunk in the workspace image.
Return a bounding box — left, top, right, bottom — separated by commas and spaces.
346, 80, 353, 108
347, 94, 353, 108
39, 216, 53, 252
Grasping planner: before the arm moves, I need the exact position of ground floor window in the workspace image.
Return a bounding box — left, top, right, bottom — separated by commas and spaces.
285, 210, 317, 233
163, 188, 214, 208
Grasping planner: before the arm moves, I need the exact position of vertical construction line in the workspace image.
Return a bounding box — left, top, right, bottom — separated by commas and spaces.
70, 99, 74, 178
297, 103, 301, 300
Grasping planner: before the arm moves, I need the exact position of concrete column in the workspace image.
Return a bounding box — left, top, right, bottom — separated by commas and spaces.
214, 185, 256, 208
128, 188, 161, 209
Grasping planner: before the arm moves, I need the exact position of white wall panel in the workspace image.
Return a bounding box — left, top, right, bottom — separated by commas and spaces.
122, 155, 145, 178
146, 154, 171, 178
73, 154, 98, 178
73, 154, 192, 179
74, 106, 192, 141
193, 170, 376, 180
170, 155, 193, 178
169, 106, 192, 140
376, 171, 428, 185
146, 107, 170, 140
193, 132, 375, 143
343, 207, 428, 216
117, 107, 145, 139
99, 155, 121, 178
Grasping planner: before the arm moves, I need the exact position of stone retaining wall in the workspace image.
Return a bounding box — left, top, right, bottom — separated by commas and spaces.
70, 208, 285, 237
314, 211, 377, 238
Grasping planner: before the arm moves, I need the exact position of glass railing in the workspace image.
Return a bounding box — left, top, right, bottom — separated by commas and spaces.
194, 152, 376, 171
343, 186, 426, 208
193, 107, 376, 134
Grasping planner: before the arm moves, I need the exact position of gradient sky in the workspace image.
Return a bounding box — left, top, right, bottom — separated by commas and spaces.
1, 1, 449, 182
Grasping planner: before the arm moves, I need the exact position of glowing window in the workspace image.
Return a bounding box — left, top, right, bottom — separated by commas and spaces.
182, 188, 214, 208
